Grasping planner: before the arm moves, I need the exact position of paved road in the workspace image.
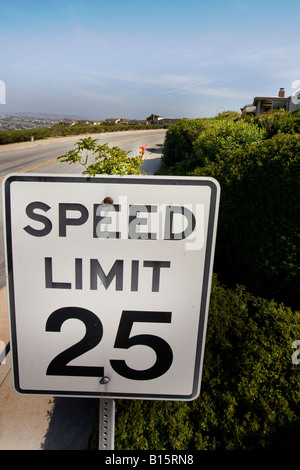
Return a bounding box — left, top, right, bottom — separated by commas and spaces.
0, 128, 166, 450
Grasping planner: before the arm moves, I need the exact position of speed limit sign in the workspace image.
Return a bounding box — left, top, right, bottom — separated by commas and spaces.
4, 174, 219, 401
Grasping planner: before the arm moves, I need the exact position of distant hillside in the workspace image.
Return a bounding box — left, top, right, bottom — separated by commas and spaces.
4, 112, 88, 120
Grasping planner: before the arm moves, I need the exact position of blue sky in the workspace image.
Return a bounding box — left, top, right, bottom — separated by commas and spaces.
0, 0, 300, 119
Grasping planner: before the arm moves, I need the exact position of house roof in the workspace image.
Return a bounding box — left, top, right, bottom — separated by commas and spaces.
253, 96, 289, 105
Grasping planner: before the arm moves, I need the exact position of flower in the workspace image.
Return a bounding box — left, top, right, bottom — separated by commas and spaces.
139, 144, 148, 155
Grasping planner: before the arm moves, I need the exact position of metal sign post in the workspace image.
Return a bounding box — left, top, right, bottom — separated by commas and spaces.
99, 399, 115, 450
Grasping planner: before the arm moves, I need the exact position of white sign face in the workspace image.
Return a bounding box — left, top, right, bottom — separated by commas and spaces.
4, 174, 220, 401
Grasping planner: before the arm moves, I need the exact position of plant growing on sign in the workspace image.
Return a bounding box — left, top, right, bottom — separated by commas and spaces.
57, 137, 147, 176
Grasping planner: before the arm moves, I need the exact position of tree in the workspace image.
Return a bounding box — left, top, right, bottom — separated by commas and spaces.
57, 137, 147, 176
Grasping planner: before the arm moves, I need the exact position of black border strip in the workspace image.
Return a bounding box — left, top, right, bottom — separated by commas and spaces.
4, 174, 219, 401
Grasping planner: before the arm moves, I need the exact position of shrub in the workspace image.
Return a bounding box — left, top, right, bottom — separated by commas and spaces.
191, 119, 265, 169
162, 118, 207, 167
253, 109, 300, 138
160, 118, 265, 175
0, 127, 51, 144
0, 123, 166, 145
215, 110, 240, 121
192, 132, 300, 308
112, 276, 300, 450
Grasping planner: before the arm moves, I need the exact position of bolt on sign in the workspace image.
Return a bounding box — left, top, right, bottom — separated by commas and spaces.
3, 174, 220, 401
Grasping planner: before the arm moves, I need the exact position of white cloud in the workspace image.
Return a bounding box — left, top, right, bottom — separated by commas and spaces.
78, 70, 210, 94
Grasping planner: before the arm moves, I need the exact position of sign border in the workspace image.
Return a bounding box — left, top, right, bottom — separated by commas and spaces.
4, 174, 220, 401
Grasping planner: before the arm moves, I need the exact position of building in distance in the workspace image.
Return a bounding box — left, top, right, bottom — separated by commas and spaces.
241, 88, 300, 116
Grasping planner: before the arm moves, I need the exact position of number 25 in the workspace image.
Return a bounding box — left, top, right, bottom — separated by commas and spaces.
46, 307, 173, 380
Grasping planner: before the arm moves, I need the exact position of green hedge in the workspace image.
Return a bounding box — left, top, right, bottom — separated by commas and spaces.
162, 109, 300, 174
0, 127, 51, 144
162, 118, 207, 167
253, 108, 300, 138
192, 132, 300, 309
191, 118, 265, 168
110, 276, 300, 450
161, 115, 264, 172
160, 110, 300, 309
0, 123, 166, 145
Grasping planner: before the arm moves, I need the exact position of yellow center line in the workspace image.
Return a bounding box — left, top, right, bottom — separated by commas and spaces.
0, 158, 58, 181
0, 131, 165, 181
17, 158, 58, 173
